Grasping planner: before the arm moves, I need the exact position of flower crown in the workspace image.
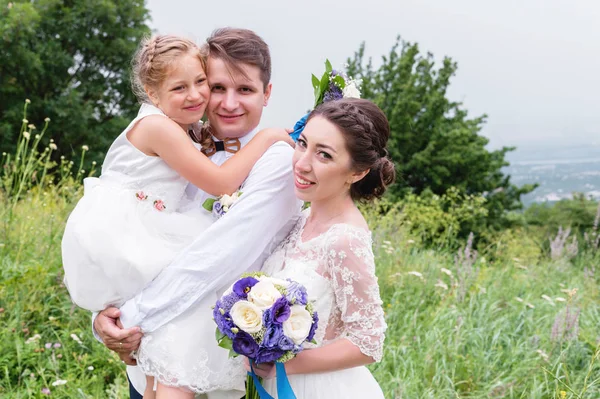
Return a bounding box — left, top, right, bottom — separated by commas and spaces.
290, 59, 362, 141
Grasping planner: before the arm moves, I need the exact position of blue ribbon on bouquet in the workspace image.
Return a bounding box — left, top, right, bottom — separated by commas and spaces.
249, 360, 296, 399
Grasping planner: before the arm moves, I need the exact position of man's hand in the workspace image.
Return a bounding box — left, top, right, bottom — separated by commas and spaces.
94, 307, 143, 355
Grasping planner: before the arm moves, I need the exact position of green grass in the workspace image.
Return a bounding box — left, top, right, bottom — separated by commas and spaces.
1, 187, 598, 398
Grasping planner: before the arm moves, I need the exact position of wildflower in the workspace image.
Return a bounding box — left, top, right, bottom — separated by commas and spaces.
25, 99, 31, 104
536, 349, 549, 362
87, 366, 94, 371
1, 152, 5, 156
56, 354, 63, 359
440, 268, 453, 276
551, 306, 580, 341
45, 342, 52, 349
555, 297, 566, 302
92, 161, 97, 165
541, 295, 555, 305
560, 391, 566, 399
407, 271, 423, 279
25, 334, 42, 344
60, 156, 65, 160
23, 119, 28, 124
383, 240, 391, 245
514, 297, 524, 303
51, 379, 67, 386
70, 333, 83, 345
526, 303, 535, 309
41, 387, 51, 395
434, 280, 448, 290
45, 117, 51, 122
53, 343, 61, 348
28, 124, 36, 130
49, 143, 57, 150
407, 239, 415, 244
23, 132, 30, 140
81, 145, 89, 151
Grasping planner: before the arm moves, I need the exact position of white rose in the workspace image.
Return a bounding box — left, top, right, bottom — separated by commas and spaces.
258, 276, 289, 288
247, 280, 282, 310
342, 81, 361, 99
219, 194, 234, 207
282, 305, 312, 344
230, 300, 263, 333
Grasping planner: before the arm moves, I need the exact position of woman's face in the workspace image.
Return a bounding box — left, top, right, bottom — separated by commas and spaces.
148, 52, 210, 129
293, 116, 366, 203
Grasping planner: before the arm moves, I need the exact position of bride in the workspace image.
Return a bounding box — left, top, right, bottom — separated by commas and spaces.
253, 98, 395, 398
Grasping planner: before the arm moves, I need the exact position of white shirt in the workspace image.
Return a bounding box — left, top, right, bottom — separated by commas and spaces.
118, 128, 302, 331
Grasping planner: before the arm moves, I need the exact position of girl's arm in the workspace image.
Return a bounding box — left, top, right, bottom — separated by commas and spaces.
129, 115, 293, 196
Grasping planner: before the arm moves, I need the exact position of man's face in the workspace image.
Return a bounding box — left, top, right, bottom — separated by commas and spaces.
206, 57, 271, 139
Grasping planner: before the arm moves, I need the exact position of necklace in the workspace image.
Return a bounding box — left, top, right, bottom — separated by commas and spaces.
301, 210, 346, 242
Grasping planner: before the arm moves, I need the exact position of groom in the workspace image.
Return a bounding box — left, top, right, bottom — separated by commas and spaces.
93, 28, 302, 398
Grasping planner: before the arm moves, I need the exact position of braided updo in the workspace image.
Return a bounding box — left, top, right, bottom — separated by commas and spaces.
307, 98, 396, 201
131, 35, 206, 104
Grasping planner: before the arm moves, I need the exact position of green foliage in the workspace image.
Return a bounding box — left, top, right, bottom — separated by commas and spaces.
346, 37, 536, 231
525, 194, 600, 236
0, 0, 151, 166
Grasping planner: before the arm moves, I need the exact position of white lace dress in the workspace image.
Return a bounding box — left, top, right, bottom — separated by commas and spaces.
261, 209, 386, 398
62, 103, 245, 397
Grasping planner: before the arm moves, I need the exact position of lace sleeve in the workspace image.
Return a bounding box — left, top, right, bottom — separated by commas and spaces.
327, 227, 387, 362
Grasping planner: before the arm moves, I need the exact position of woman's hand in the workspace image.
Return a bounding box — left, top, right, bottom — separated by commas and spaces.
243, 357, 277, 379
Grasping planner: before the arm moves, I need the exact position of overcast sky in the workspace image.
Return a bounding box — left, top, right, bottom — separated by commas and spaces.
147, 0, 600, 152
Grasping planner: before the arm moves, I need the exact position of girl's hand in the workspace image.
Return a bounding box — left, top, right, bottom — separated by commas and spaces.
258, 127, 295, 148
243, 357, 277, 379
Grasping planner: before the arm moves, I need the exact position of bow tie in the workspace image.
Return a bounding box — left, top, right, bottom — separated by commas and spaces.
202, 137, 241, 157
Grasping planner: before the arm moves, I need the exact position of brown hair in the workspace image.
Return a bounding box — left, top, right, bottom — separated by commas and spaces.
205, 28, 271, 90
308, 98, 396, 201
131, 35, 206, 103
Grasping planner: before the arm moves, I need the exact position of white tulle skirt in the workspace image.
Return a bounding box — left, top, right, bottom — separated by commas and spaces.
62, 177, 246, 395
62, 177, 213, 311
263, 365, 384, 399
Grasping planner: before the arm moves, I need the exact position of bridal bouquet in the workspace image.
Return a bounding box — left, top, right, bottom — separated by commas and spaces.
290, 59, 362, 141
213, 272, 319, 398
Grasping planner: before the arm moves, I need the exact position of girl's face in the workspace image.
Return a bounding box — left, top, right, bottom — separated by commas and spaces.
148, 52, 210, 129
293, 116, 367, 204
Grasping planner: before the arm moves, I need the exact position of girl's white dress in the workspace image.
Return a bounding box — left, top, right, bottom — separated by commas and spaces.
61, 103, 245, 397
261, 209, 387, 398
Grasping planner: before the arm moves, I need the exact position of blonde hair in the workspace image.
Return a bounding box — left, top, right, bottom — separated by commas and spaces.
131, 35, 206, 104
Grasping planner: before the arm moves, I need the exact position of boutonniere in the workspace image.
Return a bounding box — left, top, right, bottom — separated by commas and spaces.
203, 191, 242, 219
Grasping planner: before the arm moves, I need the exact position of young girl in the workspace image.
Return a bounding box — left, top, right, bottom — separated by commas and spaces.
61, 35, 292, 398
253, 98, 395, 398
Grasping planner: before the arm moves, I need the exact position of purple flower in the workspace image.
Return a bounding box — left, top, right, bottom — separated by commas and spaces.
219, 292, 242, 313
263, 307, 273, 327
232, 331, 259, 359
212, 201, 225, 218
256, 347, 285, 364
285, 281, 308, 305
323, 83, 343, 102
278, 335, 295, 351
233, 277, 259, 299
292, 345, 303, 354
213, 306, 235, 339
270, 297, 291, 325
263, 325, 284, 348
41, 387, 51, 395
45, 343, 52, 349
306, 311, 319, 342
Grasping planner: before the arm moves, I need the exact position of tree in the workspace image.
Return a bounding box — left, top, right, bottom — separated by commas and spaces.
0, 0, 151, 165
346, 37, 536, 230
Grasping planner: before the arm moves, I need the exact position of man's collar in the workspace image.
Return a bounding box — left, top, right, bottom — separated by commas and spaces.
212, 126, 260, 149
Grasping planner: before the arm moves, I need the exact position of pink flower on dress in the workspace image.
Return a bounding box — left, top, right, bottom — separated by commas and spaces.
135, 191, 148, 201
153, 199, 166, 211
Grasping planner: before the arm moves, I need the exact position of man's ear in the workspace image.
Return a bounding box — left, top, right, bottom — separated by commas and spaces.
263, 82, 272, 106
